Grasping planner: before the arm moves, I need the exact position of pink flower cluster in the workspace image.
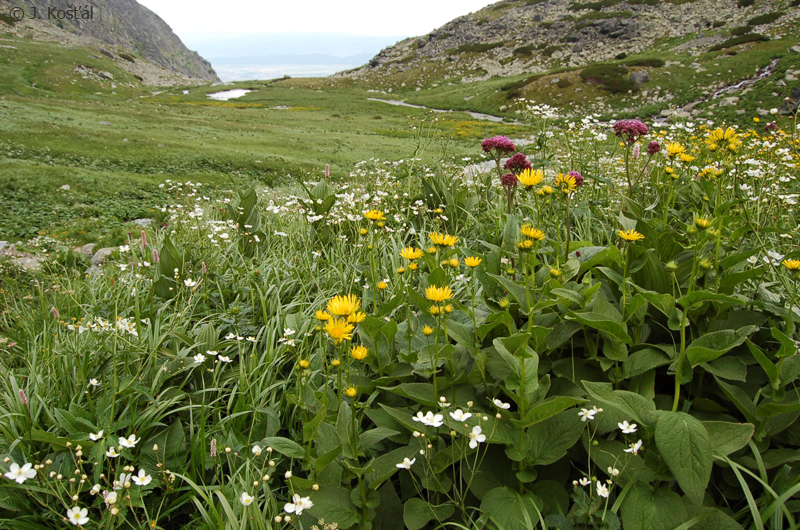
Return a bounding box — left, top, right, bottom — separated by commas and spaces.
503, 153, 532, 174
481, 136, 516, 157
612, 119, 649, 145
647, 141, 661, 155
501, 172, 518, 189
567, 171, 584, 187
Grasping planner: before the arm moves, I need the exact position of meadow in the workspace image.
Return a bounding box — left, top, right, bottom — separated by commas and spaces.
1, 91, 800, 529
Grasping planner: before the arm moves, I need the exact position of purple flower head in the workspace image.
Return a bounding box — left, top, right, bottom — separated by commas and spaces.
503, 153, 532, 174
612, 119, 649, 145
647, 141, 662, 155
501, 173, 518, 189
567, 171, 584, 187
482, 136, 516, 157
765, 121, 777, 132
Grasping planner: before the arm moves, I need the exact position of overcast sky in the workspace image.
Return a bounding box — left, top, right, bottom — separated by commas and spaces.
138, 0, 496, 41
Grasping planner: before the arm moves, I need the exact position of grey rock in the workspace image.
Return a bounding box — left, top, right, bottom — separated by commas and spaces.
99, 47, 115, 59
97, 71, 114, 80
12, 256, 43, 271
631, 71, 650, 84
90, 247, 116, 266
790, 46, 800, 54
132, 218, 154, 227
550, 77, 561, 85
79, 243, 96, 257
59, 184, 70, 190
99, 121, 111, 125
660, 109, 674, 117
775, 79, 787, 87
720, 96, 740, 107
0, 241, 6, 253
674, 110, 692, 118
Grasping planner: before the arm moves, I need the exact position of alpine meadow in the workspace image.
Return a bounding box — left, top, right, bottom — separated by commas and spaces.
2, 0, 800, 529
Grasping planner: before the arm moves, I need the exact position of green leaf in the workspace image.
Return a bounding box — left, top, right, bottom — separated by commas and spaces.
403, 498, 455, 530
677, 292, 745, 309
259, 437, 305, 459
488, 273, 529, 313
513, 396, 586, 428
301, 486, 360, 529
527, 410, 585, 466
583, 381, 656, 426
621, 487, 689, 530
365, 445, 418, 490
480, 487, 542, 530
381, 383, 436, 407
654, 411, 713, 505
566, 312, 632, 344
360, 428, 399, 453
336, 402, 358, 460
703, 421, 754, 456
685, 326, 756, 366
623, 347, 671, 379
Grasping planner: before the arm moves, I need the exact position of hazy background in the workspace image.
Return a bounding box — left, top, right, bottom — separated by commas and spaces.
137, 0, 495, 81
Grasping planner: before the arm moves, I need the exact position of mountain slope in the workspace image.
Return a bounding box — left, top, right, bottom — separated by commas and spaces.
0, 0, 219, 82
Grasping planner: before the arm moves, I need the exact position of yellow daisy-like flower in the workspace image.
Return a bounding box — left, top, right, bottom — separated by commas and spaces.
550, 268, 562, 278
397, 266, 406, 273
315, 310, 331, 321
520, 225, 545, 241
553, 173, 578, 194
429, 232, 459, 247
694, 216, 712, 230
464, 257, 482, 268
422, 326, 434, 336
377, 281, 388, 290
679, 153, 695, 163
347, 311, 367, 324
299, 360, 310, 369
331, 359, 341, 367
344, 387, 357, 398
705, 127, 742, 152
782, 259, 800, 271
618, 229, 645, 242
359, 228, 368, 235
363, 210, 386, 221
350, 345, 368, 361
537, 185, 554, 196
448, 258, 459, 268
517, 168, 544, 189
425, 285, 454, 302
325, 318, 354, 344
665, 142, 686, 159
400, 247, 424, 260
427, 247, 437, 254
326, 294, 361, 316
698, 166, 723, 180
444, 304, 453, 313
430, 305, 441, 315
409, 263, 418, 271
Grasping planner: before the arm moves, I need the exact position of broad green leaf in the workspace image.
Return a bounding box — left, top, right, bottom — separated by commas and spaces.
566, 312, 632, 344
527, 410, 584, 466
301, 486, 360, 529
365, 444, 418, 489
336, 401, 358, 460
623, 347, 671, 379
259, 437, 305, 459
403, 498, 455, 530
703, 421, 754, 456
360, 428, 399, 452
488, 273, 529, 313
685, 326, 756, 366
677, 292, 745, 309
513, 396, 586, 428
583, 381, 656, 426
654, 411, 712, 505
480, 487, 542, 530
621, 487, 689, 530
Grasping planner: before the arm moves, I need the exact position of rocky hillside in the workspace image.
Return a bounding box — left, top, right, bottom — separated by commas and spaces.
0, 0, 218, 82
344, 0, 799, 84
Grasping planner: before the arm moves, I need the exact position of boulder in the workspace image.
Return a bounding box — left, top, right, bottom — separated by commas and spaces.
631, 71, 650, 84
79, 243, 96, 257
720, 96, 740, 107
60, 184, 70, 190
99, 47, 114, 59
90, 247, 115, 266
132, 218, 154, 227
790, 45, 800, 54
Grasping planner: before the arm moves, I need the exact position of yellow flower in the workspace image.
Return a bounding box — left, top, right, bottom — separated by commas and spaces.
618, 229, 645, 242
464, 257, 482, 268
698, 166, 723, 180
665, 142, 686, 158
553, 173, 578, 194
359, 228, 368, 235
299, 360, 310, 369
400, 247, 424, 260
347, 311, 367, 324
326, 294, 361, 316
377, 281, 388, 290
706, 127, 742, 152
448, 258, 459, 268
782, 259, 800, 271
363, 210, 386, 221
409, 263, 418, 271
517, 168, 544, 189
753, 117, 760, 123
425, 285, 454, 302
430, 305, 441, 315
679, 153, 695, 163
350, 345, 368, 361
434, 208, 444, 214
444, 304, 453, 313
325, 318, 354, 343
550, 268, 562, 278
520, 225, 545, 241
537, 185, 554, 196
429, 232, 459, 247
665, 167, 675, 176
331, 359, 341, 367
694, 216, 711, 230
315, 310, 331, 321
422, 326, 434, 336
427, 247, 437, 254
344, 387, 357, 398
397, 266, 406, 273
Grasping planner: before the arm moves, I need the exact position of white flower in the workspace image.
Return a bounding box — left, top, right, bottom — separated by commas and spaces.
184, 279, 197, 287
284, 494, 314, 515
113, 473, 130, 490
492, 398, 511, 409
624, 440, 644, 455
206, 350, 218, 356
105, 447, 120, 458
193, 354, 206, 364
252, 445, 262, 457
89, 430, 104, 441
747, 255, 759, 265
578, 477, 591, 486
608, 467, 620, 477
66, 506, 89, 526
396, 457, 416, 470
88, 379, 100, 387
4, 463, 36, 484
578, 408, 597, 422
218, 355, 232, 363
104, 491, 118, 505
412, 411, 444, 428
224, 333, 236, 340
118, 245, 130, 253
618, 421, 637, 434
131, 468, 152, 486
596, 481, 610, 498
240, 492, 255, 506
449, 409, 472, 422
118, 434, 139, 448
468, 425, 486, 449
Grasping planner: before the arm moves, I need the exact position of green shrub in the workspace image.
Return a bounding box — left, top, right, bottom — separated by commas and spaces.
452, 42, 504, 54
0, 12, 18, 25
747, 11, 784, 26
580, 63, 638, 93
712, 20, 726, 28
615, 52, 628, 59
568, 0, 621, 11
118, 52, 136, 63
623, 58, 665, 67
730, 25, 751, 36
542, 45, 562, 57
576, 10, 633, 22
737, 0, 755, 6
513, 45, 535, 56
557, 77, 573, 88
708, 33, 770, 51
627, 0, 659, 4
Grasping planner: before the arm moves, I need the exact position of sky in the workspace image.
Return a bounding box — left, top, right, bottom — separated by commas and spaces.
137, 0, 496, 80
